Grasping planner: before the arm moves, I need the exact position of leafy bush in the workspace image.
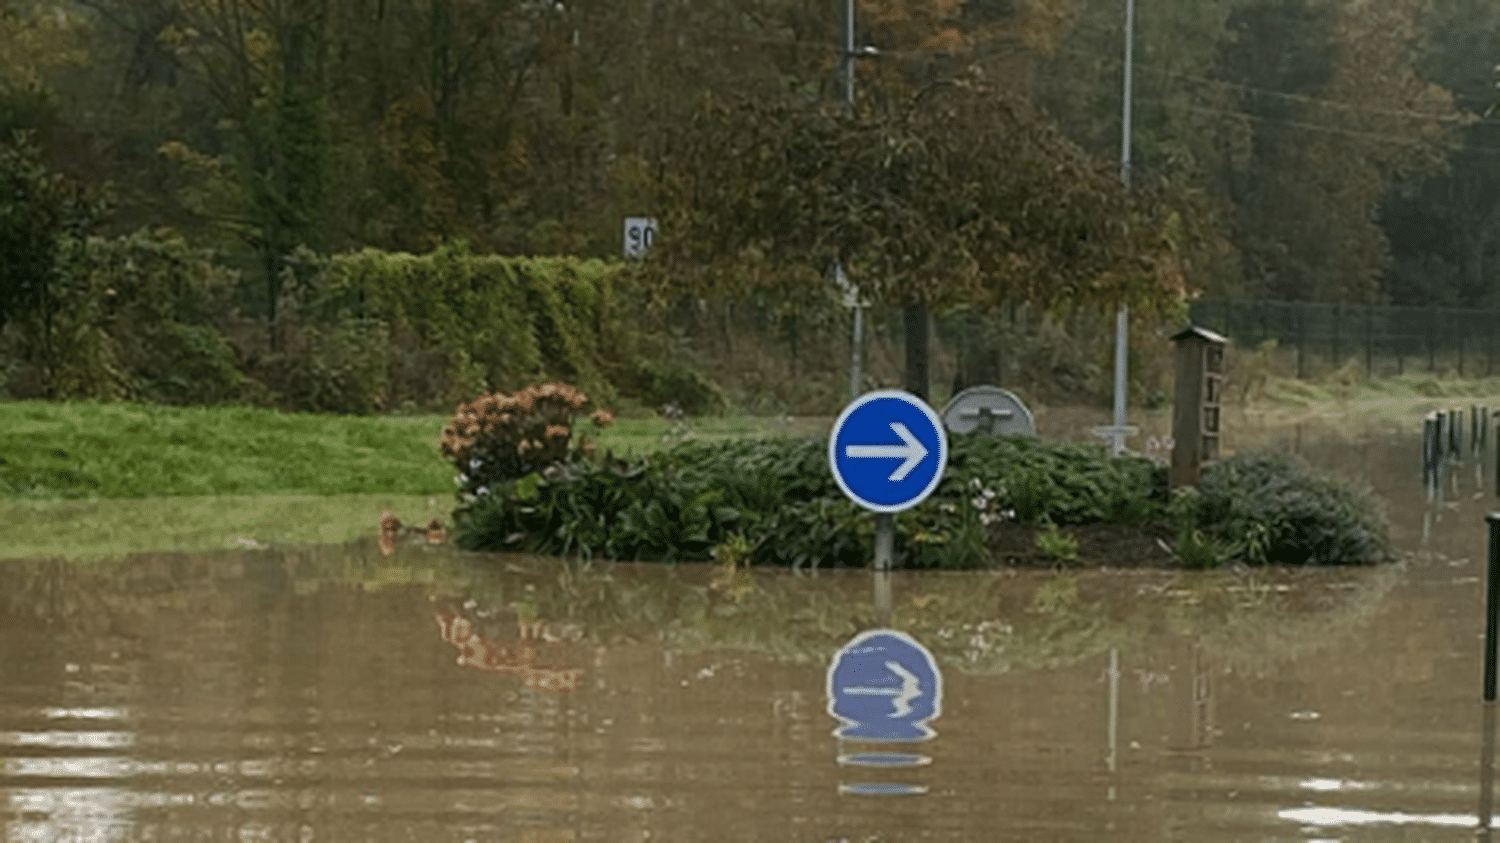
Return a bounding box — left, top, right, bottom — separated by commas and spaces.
1, 230, 246, 404
453, 432, 1171, 568
256, 315, 390, 415
943, 434, 1167, 526
440, 383, 614, 501
1183, 450, 1391, 566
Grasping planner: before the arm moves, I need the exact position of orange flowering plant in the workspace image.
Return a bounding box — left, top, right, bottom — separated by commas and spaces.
440, 382, 614, 501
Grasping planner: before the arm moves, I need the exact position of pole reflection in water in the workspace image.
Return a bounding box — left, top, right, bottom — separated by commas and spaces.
828, 570, 944, 797
873, 568, 893, 629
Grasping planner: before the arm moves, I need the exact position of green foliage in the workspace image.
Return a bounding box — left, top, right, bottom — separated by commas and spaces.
454, 432, 1171, 568
657, 84, 1189, 312
1182, 450, 1392, 566
943, 433, 1167, 527
619, 353, 726, 416
1, 229, 243, 404
303, 248, 634, 409
0, 400, 452, 499
0, 130, 102, 393
1035, 521, 1081, 563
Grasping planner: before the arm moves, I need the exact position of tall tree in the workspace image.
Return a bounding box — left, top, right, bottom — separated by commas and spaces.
1379, 0, 1500, 306
654, 81, 1191, 396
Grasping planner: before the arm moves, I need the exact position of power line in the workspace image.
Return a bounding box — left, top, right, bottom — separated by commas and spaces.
1144, 96, 1500, 158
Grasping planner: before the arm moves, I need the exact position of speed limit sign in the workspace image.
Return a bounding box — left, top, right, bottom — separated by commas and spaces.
623, 217, 658, 258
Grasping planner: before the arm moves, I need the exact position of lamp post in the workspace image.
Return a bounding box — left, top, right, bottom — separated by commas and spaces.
1098, 0, 1137, 457
839, 0, 877, 400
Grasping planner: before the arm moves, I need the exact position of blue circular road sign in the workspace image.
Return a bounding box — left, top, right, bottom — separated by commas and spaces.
829, 390, 948, 513
826, 629, 943, 742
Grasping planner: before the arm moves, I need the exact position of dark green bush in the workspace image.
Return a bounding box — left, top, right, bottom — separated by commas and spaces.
1185, 450, 1391, 566
453, 433, 1172, 568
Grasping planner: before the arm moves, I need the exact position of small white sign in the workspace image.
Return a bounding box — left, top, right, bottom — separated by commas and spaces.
623, 216, 658, 258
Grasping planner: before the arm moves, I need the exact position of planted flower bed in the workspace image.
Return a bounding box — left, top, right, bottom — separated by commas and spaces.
443, 385, 1393, 569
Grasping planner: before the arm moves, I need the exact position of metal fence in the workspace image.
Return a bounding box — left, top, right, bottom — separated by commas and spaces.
1190, 298, 1500, 379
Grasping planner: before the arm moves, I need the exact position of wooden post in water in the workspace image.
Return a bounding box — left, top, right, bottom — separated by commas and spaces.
1487, 511, 1500, 702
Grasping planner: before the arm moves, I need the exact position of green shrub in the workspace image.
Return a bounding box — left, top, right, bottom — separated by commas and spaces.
1187, 450, 1391, 566
257, 316, 391, 415
453, 432, 1171, 568
943, 433, 1167, 526
1035, 521, 1081, 562
621, 354, 726, 415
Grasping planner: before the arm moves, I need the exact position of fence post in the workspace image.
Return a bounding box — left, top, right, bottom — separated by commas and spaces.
1333, 302, 1342, 370
1425, 415, 1436, 495
1430, 306, 1439, 373
1365, 304, 1373, 378
1462, 313, 1468, 377
1485, 512, 1500, 701
1297, 304, 1306, 379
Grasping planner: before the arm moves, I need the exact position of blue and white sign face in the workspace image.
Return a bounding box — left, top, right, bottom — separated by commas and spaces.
827, 629, 943, 741
829, 390, 948, 513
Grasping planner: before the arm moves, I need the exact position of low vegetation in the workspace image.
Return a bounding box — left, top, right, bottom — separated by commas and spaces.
0, 400, 452, 498
448, 389, 1392, 568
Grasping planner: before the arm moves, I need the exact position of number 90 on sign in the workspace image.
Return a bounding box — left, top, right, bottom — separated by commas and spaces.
624, 216, 658, 258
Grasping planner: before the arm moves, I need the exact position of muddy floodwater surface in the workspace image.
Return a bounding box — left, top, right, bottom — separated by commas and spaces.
4, 413, 1500, 841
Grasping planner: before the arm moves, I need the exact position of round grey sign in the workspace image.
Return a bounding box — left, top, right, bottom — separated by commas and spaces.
941, 386, 1035, 436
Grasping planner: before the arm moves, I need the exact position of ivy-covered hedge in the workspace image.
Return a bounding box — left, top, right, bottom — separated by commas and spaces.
3, 236, 722, 415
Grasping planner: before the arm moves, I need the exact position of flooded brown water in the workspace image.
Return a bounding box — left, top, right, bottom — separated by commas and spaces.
5, 417, 1500, 841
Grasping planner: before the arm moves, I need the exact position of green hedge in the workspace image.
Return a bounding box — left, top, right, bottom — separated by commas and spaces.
302, 246, 628, 409
2, 235, 720, 415
454, 434, 1173, 568
454, 436, 1393, 569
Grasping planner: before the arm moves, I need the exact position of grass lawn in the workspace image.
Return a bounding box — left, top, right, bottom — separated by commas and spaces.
0, 400, 456, 498
0, 400, 826, 560
0, 400, 828, 500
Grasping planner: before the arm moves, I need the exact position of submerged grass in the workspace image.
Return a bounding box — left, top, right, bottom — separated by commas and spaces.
0, 493, 449, 561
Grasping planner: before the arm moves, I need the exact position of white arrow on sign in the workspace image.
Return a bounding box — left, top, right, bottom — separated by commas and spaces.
841, 660, 923, 718
845, 422, 928, 482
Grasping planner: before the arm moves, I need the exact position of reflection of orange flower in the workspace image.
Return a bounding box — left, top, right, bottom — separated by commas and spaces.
544, 424, 569, 440
434, 611, 583, 693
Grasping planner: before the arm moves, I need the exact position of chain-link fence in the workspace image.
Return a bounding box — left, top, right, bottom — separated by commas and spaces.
1190, 298, 1500, 379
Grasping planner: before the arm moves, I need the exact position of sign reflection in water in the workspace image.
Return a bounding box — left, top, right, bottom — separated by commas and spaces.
827, 629, 943, 795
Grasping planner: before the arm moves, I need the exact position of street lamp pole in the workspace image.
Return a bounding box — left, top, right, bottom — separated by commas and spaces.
1105, 0, 1137, 457
841, 0, 866, 400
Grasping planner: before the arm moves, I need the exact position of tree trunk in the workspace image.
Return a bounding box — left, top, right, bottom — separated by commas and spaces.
903, 303, 930, 401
